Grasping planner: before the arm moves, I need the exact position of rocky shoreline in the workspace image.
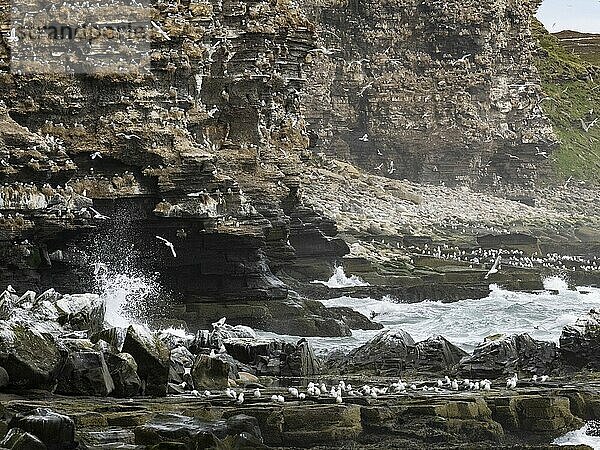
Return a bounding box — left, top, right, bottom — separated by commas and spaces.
0, 285, 599, 448
0, 0, 599, 447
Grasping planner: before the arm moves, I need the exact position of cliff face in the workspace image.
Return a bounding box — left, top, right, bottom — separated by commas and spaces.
0, 0, 558, 332
0, 0, 337, 314
300, 0, 556, 190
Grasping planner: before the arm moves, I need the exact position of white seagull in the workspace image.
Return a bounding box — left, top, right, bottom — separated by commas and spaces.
485, 255, 501, 279
388, 160, 396, 174
156, 235, 177, 257
89, 207, 109, 220
151, 21, 171, 41
212, 317, 226, 328
7, 28, 19, 43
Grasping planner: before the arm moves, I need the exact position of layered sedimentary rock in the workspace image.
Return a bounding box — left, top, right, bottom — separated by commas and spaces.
0, 0, 558, 333
300, 0, 556, 190
0, 0, 348, 330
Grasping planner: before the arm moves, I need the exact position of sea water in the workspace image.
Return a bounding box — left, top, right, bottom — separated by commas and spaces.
259, 273, 600, 355
554, 422, 600, 448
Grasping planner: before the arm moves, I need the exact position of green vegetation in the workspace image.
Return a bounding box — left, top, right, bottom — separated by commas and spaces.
554, 31, 600, 67
532, 19, 600, 183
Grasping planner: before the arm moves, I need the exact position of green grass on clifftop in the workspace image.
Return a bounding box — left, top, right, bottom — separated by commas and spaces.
532, 20, 600, 183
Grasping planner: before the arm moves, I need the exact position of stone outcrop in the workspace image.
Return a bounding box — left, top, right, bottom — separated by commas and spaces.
0, 0, 561, 339
560, 310, 600, 370
459, 333, 559, 379
134, 413, 263, 448
300, 0, 556, 191
329, 329, 467, 375
0, 383, 597, 449
122, 325, 171, 396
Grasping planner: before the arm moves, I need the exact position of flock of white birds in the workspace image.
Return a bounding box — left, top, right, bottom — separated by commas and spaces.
184, 373, 552, 406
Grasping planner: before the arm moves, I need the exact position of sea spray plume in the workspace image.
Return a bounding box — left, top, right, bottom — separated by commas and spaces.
311, 265, 370, 288
75, 204, 171, 328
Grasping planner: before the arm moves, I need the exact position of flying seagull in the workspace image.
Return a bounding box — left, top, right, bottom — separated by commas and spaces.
150, 21, 171, 41
88, 207, 109, 220
212, 317, 226, 328
581, 117, 598, 133
156, 235, 177, 257
485, 255, 501, 279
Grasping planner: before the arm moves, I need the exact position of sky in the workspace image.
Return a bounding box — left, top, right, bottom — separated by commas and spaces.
536, 0, 600, 34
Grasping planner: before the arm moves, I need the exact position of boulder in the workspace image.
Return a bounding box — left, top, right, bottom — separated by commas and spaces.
167, 382, 186, 394
55, 294, 105, 333
223, 338, 283, 365
0, 321, 64, 389
191, 353, 238, 389
331, 329, 416, 375
91, 327, 127, 351
169, 346, 194, 385
0, 428, 46, 450
35, 288, 61, 304
409, 335, 468, 374
223, 338, 319, 377
58, 338, 94, 353
560, 310, 600, 369
0, 291, 16, 321
122, 325, 170, 396
188, 330, 211, 354
134, 413, 262, 449
158, 328, 194, 350
459, 333, 559, 379
104, 352, 141, 398
0, 366, 9, 388
78, 428, 136, 449
9, 408, 75, 450
92, 339, 119, 354
280, 339, 319, 377
55, 351, 115, 396
326, 306, 384, 330
212, 320, 257, 342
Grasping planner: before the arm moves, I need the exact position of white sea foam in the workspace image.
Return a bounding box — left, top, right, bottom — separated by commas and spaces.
554, 422, 600, 448
95, 268, 164, 328
311, 266, 370, 288
259, 277, 600, 355
79, 212, 171, 329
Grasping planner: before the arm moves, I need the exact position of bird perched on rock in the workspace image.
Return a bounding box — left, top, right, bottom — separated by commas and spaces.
236, 392, 244, 404
506, 373, 517, 389
253, 388, 261, 398
226, 388, 237, 399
